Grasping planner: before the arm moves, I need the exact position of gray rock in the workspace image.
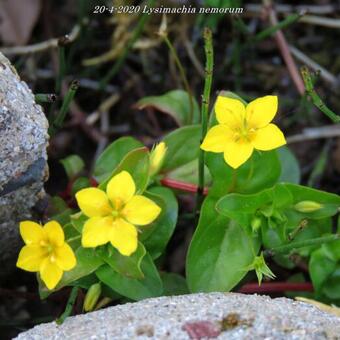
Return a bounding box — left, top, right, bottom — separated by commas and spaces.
15, 293, 340, 339
0, 52, 49, 277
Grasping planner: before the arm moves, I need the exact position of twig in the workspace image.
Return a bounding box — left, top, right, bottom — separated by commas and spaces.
197, 28, 213, 211
100, 0, 156, 89
238, 282, 313, 293
301, 66, 340, 123
287, 125, 340, 143
252, 11, 304, 43
262, 0, 305, 95
264, 234, 340, 257
289, 46, 337, 86
182, 37, 205, 78
299, 15, 340, 29
163, 35, 194, 124
49, 80, 79, 135
56, 286, 79, 325
0, 23, 82, 56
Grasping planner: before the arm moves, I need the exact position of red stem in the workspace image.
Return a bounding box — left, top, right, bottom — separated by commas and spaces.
160, 178, 209, 195
238, 282, 313, 294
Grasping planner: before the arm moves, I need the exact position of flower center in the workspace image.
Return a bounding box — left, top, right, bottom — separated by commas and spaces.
40, 240, 56, 261
233, 121, 256, 143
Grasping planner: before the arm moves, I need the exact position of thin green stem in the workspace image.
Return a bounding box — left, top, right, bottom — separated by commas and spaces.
196, 28, 213, 212
49, 80, 79, 136
35, 93, 57, 104
66, 235, 81, 243
264, 233, 340, 257
252, 12, 303, 43
163, 35, 194, 124
301, 66, 340, 123
56, 286, 79, 325
288, 219, 308, 241
99, 0, 155, 90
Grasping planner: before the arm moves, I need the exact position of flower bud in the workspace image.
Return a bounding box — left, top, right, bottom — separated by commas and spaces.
251, 217, 261, 232
294, 200, 323, 213
84, 283, 101, 312
150, 142, 167, 176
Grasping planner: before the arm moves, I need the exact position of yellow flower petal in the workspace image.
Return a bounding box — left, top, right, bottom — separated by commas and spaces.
40, 258, 63, 290
215, 96, 246, 129
76, 188, 112, 217
201, 125, 233, 153
252, 123, 286, 151
16, 245, 46, 272
224, 142, 254, 169
55, 243, 76, 271
44, 221, 64, 247
19, 221, 44, 245
110, 218, 138, 256
122, 195, 161, 226
246, 95, 278, 129
106, 171, 136, 209
81, 216, 113, 248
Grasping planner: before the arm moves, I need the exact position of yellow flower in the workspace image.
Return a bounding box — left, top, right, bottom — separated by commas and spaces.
75, 171, 161, 256
201, 95, 286, 169
16, 220, 76, 290
150, 142, 167, 176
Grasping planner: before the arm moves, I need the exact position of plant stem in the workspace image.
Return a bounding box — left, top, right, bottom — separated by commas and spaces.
161, 178, 209, 195
56, 287, 79, 324
100, 0, 155, 90
288, 219, 308, 241
35, 93, 58, 104
301, 66, 340, 123
49, 79, 79, 135
264, 233, 340, 257
238, 282, 313, 293
196, 28, 213, 214
252, 12, 303, 42
163, 35, 194, 124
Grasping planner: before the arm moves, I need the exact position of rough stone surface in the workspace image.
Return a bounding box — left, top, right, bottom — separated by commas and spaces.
16, 293, 340, 339
0, 52, 49, 276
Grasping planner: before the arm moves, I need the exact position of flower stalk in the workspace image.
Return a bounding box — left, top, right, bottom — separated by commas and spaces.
197, 27, 213, 211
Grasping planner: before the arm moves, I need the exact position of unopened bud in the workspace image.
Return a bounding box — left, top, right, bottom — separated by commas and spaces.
294, 201, 322, 213
150, 142, 167, 176
84, 283, 101, 312
251, 217, 261, 232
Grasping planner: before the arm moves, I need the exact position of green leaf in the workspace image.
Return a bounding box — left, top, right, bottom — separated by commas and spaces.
277, 146, 300, 183
186, 196, 260, 292
216, 184, 292, 222
98, 147, 150, 193
141, 187, 178, 259
71, 177, 91, 196
322, 268, 340, 299
162, 125, 201, 171
285, 184, 340, 219
165, 159, 212, 185
206, 150, 281, 196
135, 90, 200, 126
60, 154, 85, 179
309, 247, 337, 293
97, 243, 146, 280
70, 212, 88, 233
96, 253, 163, 301
93, 136, 143, 183
161, 272, 189, 296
